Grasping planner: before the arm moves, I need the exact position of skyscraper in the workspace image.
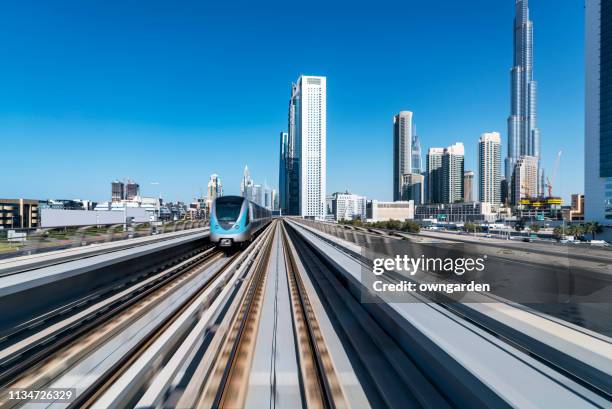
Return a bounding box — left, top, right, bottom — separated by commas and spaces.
511, 155, 538, 205
288, 75, 327, 220
442, 143, 465, 204
479, 132, 502, 205
585, 0, 612, 224
401, 173, 424, 205
426, 148, 444, 204
411, 125, 422, 175
506, 0, 541, 192
278, 132, 289, 212
206, 174, 223, 203
463, 171, 474, 203
240, 165, 254, 201
393, 111, 413, 201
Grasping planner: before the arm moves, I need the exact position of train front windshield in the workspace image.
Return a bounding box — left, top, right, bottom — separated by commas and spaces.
215, 197, 243, 222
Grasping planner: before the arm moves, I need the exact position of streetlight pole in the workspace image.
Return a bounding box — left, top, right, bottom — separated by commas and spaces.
150, 182, 161, 230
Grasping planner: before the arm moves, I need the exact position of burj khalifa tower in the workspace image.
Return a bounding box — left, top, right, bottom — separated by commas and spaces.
505, 0, 542, 195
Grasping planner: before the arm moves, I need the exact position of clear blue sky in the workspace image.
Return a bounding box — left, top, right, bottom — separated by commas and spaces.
2, 0, 584, 203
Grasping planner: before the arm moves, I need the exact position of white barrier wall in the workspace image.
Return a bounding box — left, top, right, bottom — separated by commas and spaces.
40, 208, 125, 228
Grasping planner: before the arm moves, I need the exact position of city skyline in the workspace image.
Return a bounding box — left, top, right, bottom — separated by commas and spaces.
2, 1, 584, 203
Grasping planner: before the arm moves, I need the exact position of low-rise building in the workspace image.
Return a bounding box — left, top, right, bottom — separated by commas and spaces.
415, 202, 494, 223
366, 200, 414, 222
562, 194, 585, 222
0, 199, 39, 229
330, 192, 367, 221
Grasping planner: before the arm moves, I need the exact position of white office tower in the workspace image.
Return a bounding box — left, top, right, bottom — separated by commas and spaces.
478, 132, 502, 205
393, 111, 413, 201
289, 75, 327, 220
463, 171, 475, 203
511, 155, 538, 205
585, 0, 612, 224
442, 142, 465, 204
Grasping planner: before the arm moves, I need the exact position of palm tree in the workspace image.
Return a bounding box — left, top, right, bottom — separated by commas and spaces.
529, 223, 541, 233
584, 221, 603, 240
567, 224, 585, 239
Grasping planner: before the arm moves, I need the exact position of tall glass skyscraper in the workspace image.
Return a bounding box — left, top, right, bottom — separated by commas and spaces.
278, 132, 289, 213
585, 0, 612, 224
411, 125, 422, 175
506, 0, 541, 194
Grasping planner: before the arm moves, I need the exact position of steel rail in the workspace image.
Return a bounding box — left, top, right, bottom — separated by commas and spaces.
281, 223, 348, 409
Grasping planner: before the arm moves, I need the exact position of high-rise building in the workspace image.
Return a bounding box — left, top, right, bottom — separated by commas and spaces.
393, 111, 413, 201
111, 181, 125, 202
288, 75, 327, 220
411, 125, 422, 174
271, 189, 278, 211
506, 0, 541, 193
401, 173, 424, 205
240, 165, 254, 202
125, 180, 140, 201
511, 155, 538, 205
252, 184, 263, 207
585, 0, 612, 224
283, 103, 300, 216
206, 174, 223, 210
501, 179, 510, 206
478, 132, 502, 205
426, 148, 444, 204
278, 132, 289, 212
264, 187, 272, 210
442, 142, 465, 204
463, 171, 475, 203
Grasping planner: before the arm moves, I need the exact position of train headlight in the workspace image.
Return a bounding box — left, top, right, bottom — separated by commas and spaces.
215, 224, 219, 229
233, 224, 239, 229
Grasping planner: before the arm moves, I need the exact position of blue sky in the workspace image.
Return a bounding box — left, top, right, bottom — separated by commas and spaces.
2, 0, 584, 203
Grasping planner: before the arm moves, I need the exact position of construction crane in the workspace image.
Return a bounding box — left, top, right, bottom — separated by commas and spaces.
545, 150, 562, 197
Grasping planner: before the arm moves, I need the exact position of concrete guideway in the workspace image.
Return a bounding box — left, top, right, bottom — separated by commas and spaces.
288, 219, 612, 408
0, 227, 209, 278
243, 222, 301, 408
1, 218, 611, 408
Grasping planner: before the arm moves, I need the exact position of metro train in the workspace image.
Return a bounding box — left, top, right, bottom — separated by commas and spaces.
209, 196, 272, 247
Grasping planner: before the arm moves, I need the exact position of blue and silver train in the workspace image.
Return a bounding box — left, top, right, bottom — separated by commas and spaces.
210, 196, 272, 247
